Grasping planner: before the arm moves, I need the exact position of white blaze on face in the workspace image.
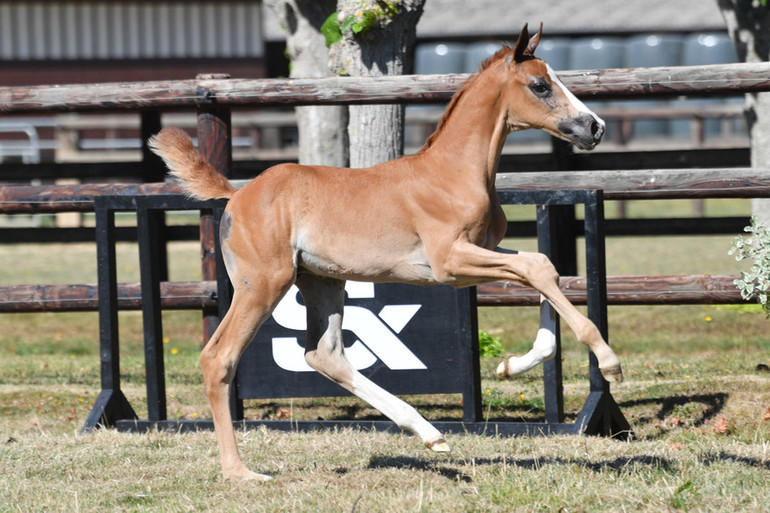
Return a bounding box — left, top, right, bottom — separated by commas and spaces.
546, 63, 606, 129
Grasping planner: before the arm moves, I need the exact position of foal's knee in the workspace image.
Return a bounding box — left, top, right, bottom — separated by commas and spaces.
527, 252, 559, 285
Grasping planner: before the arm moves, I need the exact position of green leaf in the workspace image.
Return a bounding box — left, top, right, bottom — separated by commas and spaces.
676, 480, 694, 494
352, 11, 379, 34
320, 13, 342, 48
478, 330, 503, 359
670, 480, 694, 510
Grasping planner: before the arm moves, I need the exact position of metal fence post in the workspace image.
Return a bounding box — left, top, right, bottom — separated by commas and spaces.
136, 201, 167, 421
140, 110, 169, 281
82, 199, 137, 431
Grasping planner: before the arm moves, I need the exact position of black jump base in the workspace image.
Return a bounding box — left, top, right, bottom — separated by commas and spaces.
85, 190, 630, 440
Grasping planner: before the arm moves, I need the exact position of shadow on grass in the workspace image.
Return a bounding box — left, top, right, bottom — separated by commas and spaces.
366, 453, 675, 481
367, 450, 770, 481
701, 452, 770, 470
366, 455, 474, 482
619, 392, 728, 438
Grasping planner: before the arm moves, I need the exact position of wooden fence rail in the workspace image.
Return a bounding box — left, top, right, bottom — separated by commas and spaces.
2, 167, 770, 215
496, 168, 770, 199
0, 182, 181, 213
477, 274, 743, 306
0, 281, 217, 312
0, 274, 744, 313
2, 62, 770, 115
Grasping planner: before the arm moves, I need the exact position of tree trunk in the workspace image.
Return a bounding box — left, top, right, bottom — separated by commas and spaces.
328, 0, 425, 168
717, 1, 770, 224
265, 0, 349, 166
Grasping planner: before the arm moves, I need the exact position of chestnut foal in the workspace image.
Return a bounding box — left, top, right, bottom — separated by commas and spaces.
150, 23, 621, 481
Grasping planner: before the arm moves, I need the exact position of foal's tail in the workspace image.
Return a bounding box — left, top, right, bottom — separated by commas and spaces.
148, 127, 236, 200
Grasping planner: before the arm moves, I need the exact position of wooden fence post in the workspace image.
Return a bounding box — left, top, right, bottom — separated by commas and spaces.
195, 74, 233, 346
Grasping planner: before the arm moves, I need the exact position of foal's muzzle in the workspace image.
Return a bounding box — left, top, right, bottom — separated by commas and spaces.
557, 113, 605, 150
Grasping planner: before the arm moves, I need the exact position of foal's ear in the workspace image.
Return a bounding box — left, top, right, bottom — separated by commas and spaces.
508, 22, 543, 65
508, 23, 530, 65
525, 22, 543, 56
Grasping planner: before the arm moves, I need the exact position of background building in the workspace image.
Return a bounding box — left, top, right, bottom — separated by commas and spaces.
0, 1, 266, 86
0, 1, 745, 168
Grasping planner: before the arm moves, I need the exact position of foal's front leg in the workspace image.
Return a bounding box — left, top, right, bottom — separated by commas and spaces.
296, 274, 449, 451
441, 241, 622, 382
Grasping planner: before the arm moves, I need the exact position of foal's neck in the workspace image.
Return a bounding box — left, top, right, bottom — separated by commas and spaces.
418, 67, 509, 190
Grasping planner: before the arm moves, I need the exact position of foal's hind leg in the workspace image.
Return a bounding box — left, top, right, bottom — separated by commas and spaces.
200, 274, 293, 481
496, 297, 557, 378
296, 274, 449, 451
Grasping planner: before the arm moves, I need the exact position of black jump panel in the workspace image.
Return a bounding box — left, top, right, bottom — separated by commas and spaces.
237, 283, 476, 399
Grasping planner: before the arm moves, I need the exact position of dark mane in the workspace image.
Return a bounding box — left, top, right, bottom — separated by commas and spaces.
415, 45, 512, 154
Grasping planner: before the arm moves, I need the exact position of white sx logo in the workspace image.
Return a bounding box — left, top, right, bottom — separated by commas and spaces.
270, 281, 427, 372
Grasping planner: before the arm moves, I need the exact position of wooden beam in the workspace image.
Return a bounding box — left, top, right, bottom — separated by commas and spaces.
0, 281, 217, 312
0, 275, 746, 313
478, 275, 745, 306
2, 62, 769, 114
495, 167, 770, 199
0, 182, 181, 213
2, 167, 769, 215
561, 62, 770, 100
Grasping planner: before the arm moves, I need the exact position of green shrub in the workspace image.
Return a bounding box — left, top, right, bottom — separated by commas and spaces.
730, 216, 770, 316
478, 330, 503, 359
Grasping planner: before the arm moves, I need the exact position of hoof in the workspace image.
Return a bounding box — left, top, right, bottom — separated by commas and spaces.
600, 364, 624, 383
425, 437, 451, 452
496, 360, 509, 379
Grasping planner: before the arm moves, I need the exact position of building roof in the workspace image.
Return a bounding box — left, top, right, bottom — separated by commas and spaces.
263, 0, 728, 41
0, 2, 264, 61
418, 0, 726, 37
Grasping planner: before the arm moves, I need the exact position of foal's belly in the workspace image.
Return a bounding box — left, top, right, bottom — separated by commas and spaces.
295, 237, 438, 285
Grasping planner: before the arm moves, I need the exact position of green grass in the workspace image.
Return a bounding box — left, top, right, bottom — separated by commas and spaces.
1, 200, 770, 511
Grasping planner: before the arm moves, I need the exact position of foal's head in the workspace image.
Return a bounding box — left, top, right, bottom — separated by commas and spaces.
495, 23, 605, 150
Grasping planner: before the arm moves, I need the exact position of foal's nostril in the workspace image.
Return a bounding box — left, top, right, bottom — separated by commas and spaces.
590, 119, 606, 142
590, 120, 600, 137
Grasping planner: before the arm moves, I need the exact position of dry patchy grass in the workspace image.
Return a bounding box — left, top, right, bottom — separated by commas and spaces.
2, 424, 770, 512
2, 346, 769, 512
2, 215, 770, 511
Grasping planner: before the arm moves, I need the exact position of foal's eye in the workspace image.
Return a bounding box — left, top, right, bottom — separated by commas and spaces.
529, 79, 551, 97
